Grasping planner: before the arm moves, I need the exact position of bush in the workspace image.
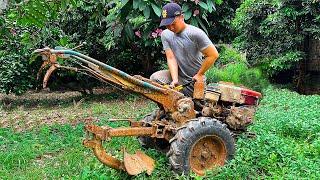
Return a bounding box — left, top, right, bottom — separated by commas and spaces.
232, 0, 320, 78
0, 14, 39, 94
207, 0, 242, 43
207, 63, 247, 83
0, 1, 105, 94
0, 52, 34, 95
239, 68, 269, 92
215, 45, 248, 68
206, 45, 269, 92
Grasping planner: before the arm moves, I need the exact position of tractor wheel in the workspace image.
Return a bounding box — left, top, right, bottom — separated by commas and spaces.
167, 117, 235, 175
137, 110, 170, 153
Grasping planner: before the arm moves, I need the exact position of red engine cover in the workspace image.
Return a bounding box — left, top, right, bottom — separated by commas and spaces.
241, 89, 262, 105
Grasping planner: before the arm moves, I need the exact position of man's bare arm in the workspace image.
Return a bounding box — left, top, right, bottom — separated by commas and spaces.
165, 49, 179, 85
193, 45, 219, 81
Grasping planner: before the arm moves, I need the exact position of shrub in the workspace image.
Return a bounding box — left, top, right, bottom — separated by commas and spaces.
232, 0, 320, 79
0, 13, 38, 94
207, 0, 242, 43
206, 45, 269, 91
0, 52, 34, 95
0, 1, 104, 94
239, 68, 269, 92
206, 63, 247, 84
215, 45, 248, 68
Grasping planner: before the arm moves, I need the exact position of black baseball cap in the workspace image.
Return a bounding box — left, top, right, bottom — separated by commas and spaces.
159, 3, 182, 27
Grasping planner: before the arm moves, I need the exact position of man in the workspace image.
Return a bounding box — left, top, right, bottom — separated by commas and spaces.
150, 2, 219, 97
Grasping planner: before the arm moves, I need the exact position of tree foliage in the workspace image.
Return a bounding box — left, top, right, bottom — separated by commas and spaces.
233, 0, 320, 77
101, 0, 225, 75
1, 0, 231, 94
0, 0, 253, 95
207, 0, 242, 43
206, 45, 269, 92
0, 1, 109, 94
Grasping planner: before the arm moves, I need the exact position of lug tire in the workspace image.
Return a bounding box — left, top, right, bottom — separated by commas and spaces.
167, 117, 235, 175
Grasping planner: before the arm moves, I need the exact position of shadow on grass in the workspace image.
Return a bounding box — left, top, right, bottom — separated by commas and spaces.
0, 88, 133, 111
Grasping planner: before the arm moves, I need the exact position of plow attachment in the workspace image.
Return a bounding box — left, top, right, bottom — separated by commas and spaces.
83, 124, 156, 175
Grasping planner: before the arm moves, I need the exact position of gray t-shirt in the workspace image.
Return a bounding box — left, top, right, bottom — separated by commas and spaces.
161, 25, 213, 84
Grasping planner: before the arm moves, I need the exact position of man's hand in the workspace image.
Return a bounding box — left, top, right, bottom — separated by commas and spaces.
170, 79, 179, 88
192, 73, 205, 82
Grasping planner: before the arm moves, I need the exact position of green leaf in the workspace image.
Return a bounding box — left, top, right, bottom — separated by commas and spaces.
133, 0, 140, 9
214, 0, 223, 5
114, 26, 122, 37
18, 17, 31, 26
199, 2, 209, 10
26, 14, 43, 27
60, 0, 67, 10
182, 4, 190, 13
207, 0, 214, 13
151, 3, 161, 17
202, 14, 210, 25
145, 40, 152, 47
20, 32, 31, 45
32, 8, 47, 22
59, 37, 68, 46
212, 4, 216, 11
143, 6, 151, 19
122, 0, 129, 5
125, 23, 134, 41
70, 0, 77, 7
196, 17, 208, 35
184, 10, 192, 20
8, 12, 17, 19
190, 17, 198, 27
138, 1, 146, 11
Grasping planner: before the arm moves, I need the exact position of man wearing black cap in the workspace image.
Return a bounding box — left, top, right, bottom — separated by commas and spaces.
150, 2, 219, 97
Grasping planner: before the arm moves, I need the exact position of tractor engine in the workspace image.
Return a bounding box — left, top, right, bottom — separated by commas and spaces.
201, 82, 261, 130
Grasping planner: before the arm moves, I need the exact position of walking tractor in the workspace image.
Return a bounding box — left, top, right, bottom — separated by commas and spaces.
34, 46, 262, 176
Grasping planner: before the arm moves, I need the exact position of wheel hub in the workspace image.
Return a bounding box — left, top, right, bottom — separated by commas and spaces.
200, 150, 211, 159
189, 135, 227, 176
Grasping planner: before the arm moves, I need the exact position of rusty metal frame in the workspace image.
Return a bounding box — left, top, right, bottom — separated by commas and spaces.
34, 47, 198, 175
35, 48, 185, 113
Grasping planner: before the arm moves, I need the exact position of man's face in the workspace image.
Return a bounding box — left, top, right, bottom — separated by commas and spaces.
166, 15, 183, 33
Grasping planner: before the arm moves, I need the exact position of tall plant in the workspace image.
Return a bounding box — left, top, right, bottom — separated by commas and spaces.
0, 0, 90, 94
233, 0, 320, 87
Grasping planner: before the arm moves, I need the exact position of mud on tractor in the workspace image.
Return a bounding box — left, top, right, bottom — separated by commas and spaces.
34, 47, 262, 176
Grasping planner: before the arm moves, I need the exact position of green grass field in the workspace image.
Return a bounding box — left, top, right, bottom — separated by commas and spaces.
1, 87, 319, 179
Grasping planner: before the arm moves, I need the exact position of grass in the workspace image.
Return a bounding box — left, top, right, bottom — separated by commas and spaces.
0, 87, 319, 179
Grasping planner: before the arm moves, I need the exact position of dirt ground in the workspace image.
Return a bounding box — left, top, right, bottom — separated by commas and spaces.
0, 88, 150, 132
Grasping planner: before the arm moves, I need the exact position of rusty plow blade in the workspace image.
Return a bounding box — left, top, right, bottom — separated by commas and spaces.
123, 150, 155, 175
83, 124, 156, 175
